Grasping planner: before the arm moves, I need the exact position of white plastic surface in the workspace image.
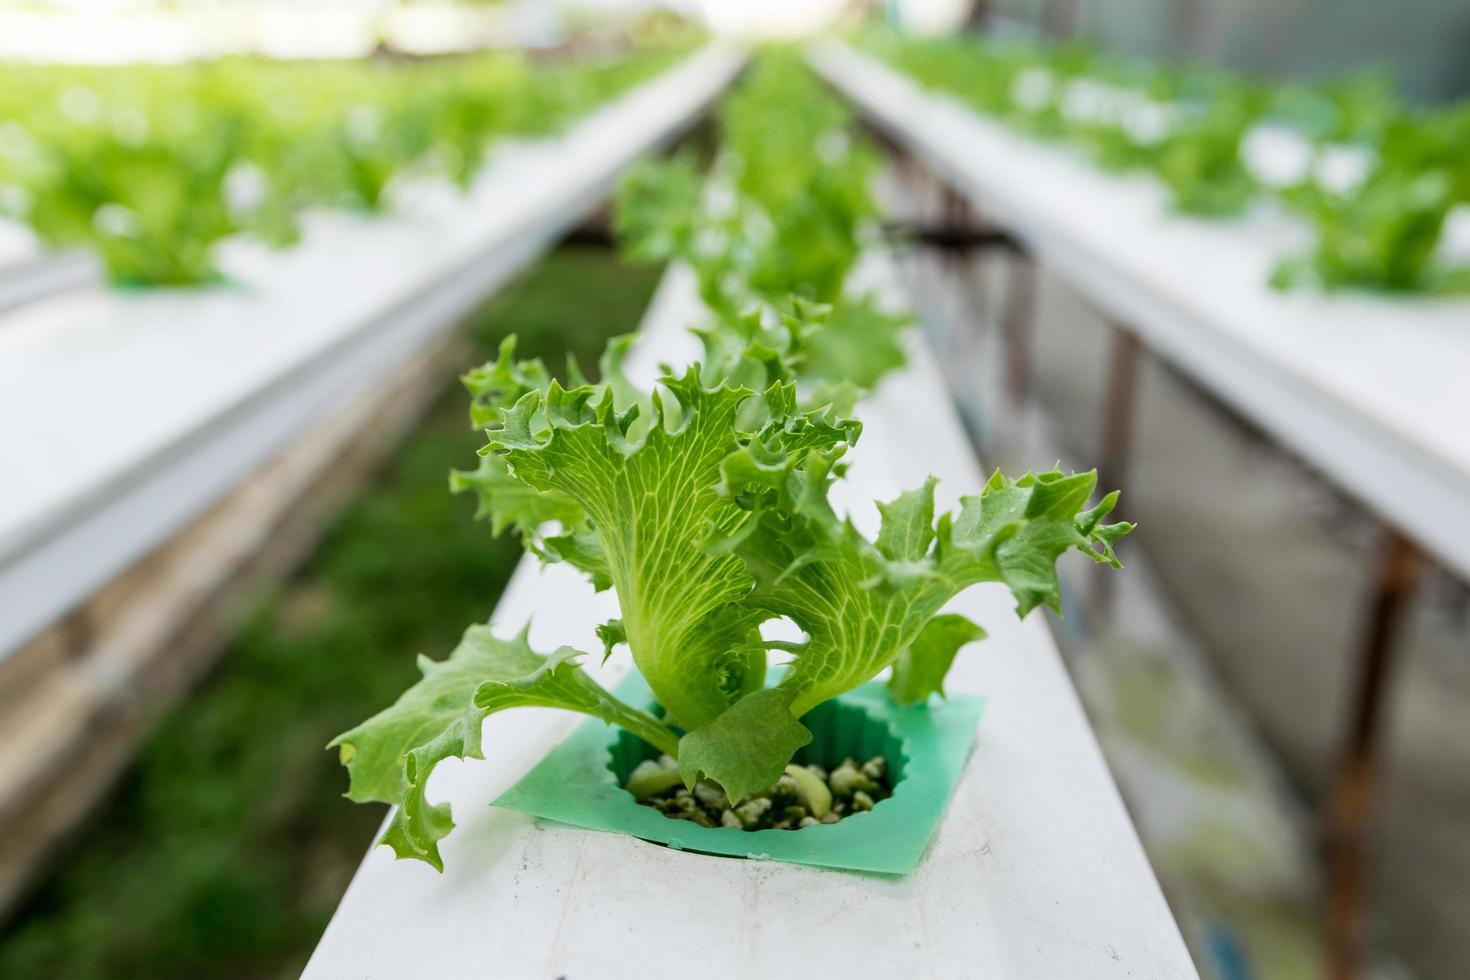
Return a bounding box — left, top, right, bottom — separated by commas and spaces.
0, 251, 97, 314
302, 262, 1199, 980
810, 41, 1470, 583
0, 45, 744, 659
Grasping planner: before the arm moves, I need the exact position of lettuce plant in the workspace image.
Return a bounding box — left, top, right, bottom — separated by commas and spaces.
1152, 83, 1265, 217
22, 114, 243, 286
329, 47, 1131, 872
1273, 171, 1459, 292
1273, 108, 1470, 293
330, 306, 1131, 868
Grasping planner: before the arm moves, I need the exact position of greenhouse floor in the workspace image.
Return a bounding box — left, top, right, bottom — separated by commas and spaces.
0, 246, 664, 980
893, 203, 1470, 980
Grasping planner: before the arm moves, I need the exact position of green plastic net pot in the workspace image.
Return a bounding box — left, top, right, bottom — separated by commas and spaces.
492, 670, 985, 875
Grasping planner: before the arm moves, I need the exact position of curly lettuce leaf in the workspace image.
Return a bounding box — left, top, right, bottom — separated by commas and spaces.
329, 625, 676, 870
487, 371, 767, 730
460, 315, 862, 732
887, 613, 987, 706
450, 452, 612, 589
677, 686, 812, 803
718, 451, 1133, 717
460, 334, 555, 431
801, 294, 909, 392
449, 452, 581, 537
452, 335, 641, 588
1276, 170, 1461, 293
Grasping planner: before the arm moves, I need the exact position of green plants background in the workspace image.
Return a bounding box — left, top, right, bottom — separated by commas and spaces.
870, 31, 1470, 294
0, 49, 681, 286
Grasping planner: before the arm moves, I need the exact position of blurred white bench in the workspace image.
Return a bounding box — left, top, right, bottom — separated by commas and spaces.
0, 44, 743, 661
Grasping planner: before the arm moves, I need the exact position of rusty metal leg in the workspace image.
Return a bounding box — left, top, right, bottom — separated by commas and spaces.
939, 184, 973, 286
1092, 324, 1142, 616
1000, 252, 1036, 435
1098, 324, 1143, 497
936, 184, 978, 366
1042, 0, 1081, 38
940, 183, 960, 221
1324, 527, 1423, 980
59, 604, 96, 662
940, 182, 968, 231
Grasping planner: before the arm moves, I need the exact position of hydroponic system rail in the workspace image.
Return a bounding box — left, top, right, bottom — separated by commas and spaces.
303, 261, 1199, 980
0, 43, 742, 662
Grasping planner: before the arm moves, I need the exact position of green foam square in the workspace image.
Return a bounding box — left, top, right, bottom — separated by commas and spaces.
492, 670, 985, 875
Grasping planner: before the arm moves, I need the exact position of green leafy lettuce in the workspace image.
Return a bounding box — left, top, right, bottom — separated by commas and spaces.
331, 52, 1134, 870
334, 324, 1130, 864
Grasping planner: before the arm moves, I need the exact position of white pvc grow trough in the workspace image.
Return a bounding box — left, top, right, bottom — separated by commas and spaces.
0, 251, 96, 316
809, 41, 1470, 585
0, 221, 95, 314
302, 261, 1198, 980
0, 43, 743, 662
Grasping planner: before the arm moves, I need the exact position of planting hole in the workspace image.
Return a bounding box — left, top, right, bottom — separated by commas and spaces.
608, 696, 909, 832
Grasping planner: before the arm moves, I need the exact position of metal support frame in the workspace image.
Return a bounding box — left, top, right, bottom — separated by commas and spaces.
57, 605, 94, 664
939, 182, 970, 233
934, 185, 978, 296
1324, 528, 1423, 980
1041, 0, 1082, 37
927, 183, 1035, 460
876, 163, 1037, 459
881, 223, 1020, 253
1037, 300, 1430, 979
561, 223, 617, 249
1000, 251, 1036, 425
962, 0, 997, 32
1069, 309, 1429, 980
1098, 323, 1143, 503
1092, 323, 1143, 615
